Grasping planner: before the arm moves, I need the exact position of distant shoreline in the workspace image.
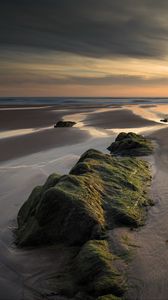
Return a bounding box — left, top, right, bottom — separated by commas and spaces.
1, 96, 168, 106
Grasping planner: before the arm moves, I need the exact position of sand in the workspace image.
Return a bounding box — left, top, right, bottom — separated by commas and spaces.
0, 105, 94, 130
0, 103, 168, 299
126, 126, 168, 300
0, 105, 161, 162
0, 128, 91, 162
85, 109, 158, 129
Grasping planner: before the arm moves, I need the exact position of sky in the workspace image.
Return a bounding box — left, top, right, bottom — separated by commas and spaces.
1, 0, 168, 97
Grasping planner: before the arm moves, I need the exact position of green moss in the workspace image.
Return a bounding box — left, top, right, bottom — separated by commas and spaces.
42, 173, 61, 192
76, 240, 114, 281
72, 150, 151, 227
107, 132, 153, 156
16, 173, 61, 246
17, 173, 60, 229
75, 240, 126, 297
44, 241, 125, 299
17, 185, 42, 228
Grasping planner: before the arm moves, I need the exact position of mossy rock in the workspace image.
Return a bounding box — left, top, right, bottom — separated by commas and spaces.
42, 241, 125, 300
107, 132, 153, 156
15, 139, 153, 299
17, 173, 60, 228
75, 240, 126, 297
16, 148, 151, 247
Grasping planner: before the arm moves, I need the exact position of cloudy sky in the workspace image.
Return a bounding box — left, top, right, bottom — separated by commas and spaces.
1, 0, 168, 96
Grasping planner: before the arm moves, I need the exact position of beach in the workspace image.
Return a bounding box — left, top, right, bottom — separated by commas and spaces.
1, 101, 168, 299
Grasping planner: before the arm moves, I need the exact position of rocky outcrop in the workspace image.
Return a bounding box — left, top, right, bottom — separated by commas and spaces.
107, 132, 153, 156
16, 148, 152, 247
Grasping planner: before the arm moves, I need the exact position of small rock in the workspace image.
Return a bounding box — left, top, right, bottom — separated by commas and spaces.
160, 118, 168, 123
54, 121, 76, 128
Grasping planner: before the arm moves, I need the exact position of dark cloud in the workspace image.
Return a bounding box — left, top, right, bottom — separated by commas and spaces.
1, 0, 168, 58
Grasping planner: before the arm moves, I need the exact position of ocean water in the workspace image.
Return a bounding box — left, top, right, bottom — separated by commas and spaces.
0, 97, 168, 106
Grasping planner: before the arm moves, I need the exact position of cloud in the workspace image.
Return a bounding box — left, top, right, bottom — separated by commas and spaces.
1, 0, 168, 59
1, 71, 168, 87
61, 75, 168, 86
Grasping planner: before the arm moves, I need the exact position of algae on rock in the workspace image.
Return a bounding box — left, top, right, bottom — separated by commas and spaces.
107, 132, 153, 156
75, 240, 126, 297
47, 240, 126, 300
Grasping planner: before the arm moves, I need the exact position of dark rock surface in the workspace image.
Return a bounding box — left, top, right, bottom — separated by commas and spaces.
160, 118, 168, 123
54, 121, 76, 127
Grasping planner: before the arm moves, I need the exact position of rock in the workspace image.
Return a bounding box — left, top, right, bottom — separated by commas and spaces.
160, 118, 168, 123
75, 240, 126, 297
107, 132, 153, 156
15, 142, 153, 299
17, 173, 61, 228
54, 121, 76, 127
16, 149, 152, 247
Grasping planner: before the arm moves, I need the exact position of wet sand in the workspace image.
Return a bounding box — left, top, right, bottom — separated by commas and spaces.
0, 105, 93, 130
0, 105, 93, 162
85, 109, 158, 129
0, 103, 168, 299
0, 105, 160, 162
126, 126, 168, 300
0, 128, 90, 162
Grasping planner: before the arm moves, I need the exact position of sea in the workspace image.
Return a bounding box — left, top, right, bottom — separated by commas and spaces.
0, 97, 168, 106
